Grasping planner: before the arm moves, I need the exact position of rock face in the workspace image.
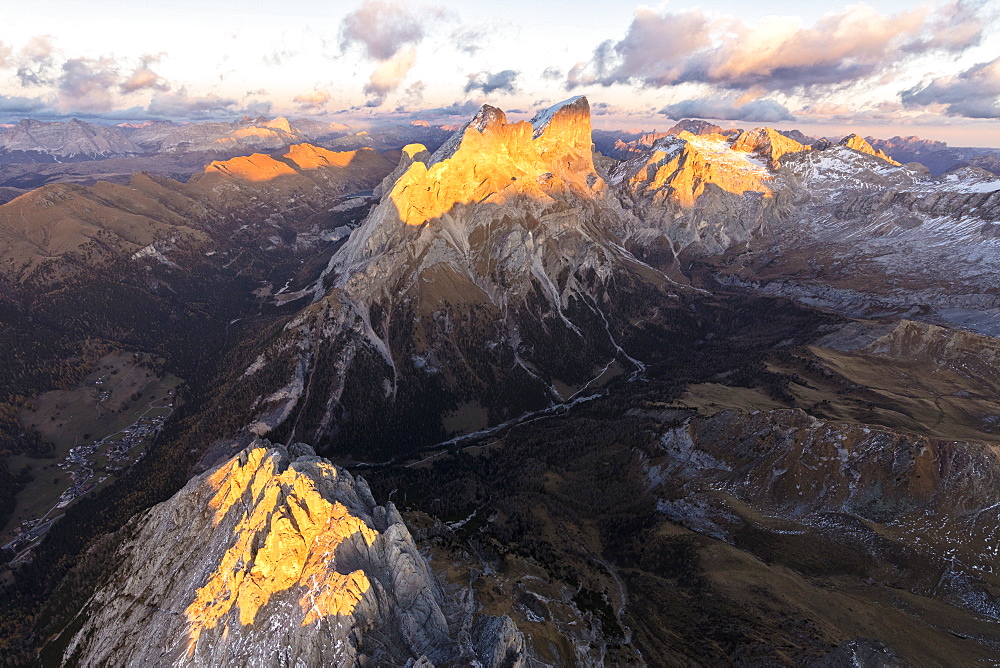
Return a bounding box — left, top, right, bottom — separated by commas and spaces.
652, 407, 1000, 619
608, 122, 1000, 334
63, 440, 525, 667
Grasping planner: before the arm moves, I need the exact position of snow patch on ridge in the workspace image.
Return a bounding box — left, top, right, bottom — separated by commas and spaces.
530, 96, 584, 137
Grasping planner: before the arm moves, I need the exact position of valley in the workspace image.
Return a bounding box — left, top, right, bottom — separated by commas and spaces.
1, 351, 181, 560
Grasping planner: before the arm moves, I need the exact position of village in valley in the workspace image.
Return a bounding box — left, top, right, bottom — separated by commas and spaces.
1, 352, 182, 567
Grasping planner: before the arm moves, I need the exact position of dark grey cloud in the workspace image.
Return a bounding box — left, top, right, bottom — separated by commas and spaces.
0, 95, 48, 113
660, 97, 795, 123
569, 1, 991, 93
464, 70, 519, 95
245, 99, 273, 116
901, 57, 1000, 118
420, 100, 483, 116
340, 1, 442, 106
340, 0, 432, 60
541, 67, 563, 81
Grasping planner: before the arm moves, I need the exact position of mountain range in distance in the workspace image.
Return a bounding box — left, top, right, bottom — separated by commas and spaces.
0, 113, 996, 194
0, 95, 999, 665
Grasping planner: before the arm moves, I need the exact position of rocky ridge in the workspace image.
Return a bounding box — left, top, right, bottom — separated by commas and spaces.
0, 144, 395, 277
62, 440, 526, 666
0, 119, 143, 160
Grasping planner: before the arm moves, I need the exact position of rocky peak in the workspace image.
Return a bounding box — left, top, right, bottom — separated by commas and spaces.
615, 130, 775, 207
840, 133, 901, 166
388, 98, 599, 227
665, 118, 725, 136
62, 440, 527, 666
0, 118, 141, 157
732, 127, 811, 169
530, 95, 595, 174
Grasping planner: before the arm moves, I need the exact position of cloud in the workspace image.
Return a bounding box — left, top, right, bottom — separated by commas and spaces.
340, 2, 442, 106
16, 35, 57, 86
294, 89, 332, 110
464, 70, 519, 95
0, 95, 48, 114
364, 47, 417, 105
57, 57, 120, 112
400, 80, 426, 107
146, 89, 238, 118
570, 1, 990, 93
902, 56, 1000, 118
452, 26, 487, 55
420, 99, 482, 117
245, 99, 272, 116
541, 67, 563, 81
120, 54, 170, 94
660, 96, 795, 122
340, 0, 431, 60
0, 41, 11, 69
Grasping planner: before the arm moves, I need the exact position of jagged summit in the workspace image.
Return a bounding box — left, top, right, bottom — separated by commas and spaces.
381, 97, 598, 227
840, 133, 901, 165
62, 440, 526, 666
732, 127, 811, 169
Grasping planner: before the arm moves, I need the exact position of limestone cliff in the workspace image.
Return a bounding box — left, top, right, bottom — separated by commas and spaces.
62, 440, 526, 667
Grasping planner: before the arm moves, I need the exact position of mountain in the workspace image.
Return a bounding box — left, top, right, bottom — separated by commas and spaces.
232, 96, 676, 458
866, 135, 1000, 176
60, 440, 526, 666
0, 144, 395, 279
839, 134, 901, 165
4, 96, 1000, 666
609, 126, 1000, 334
0, 119, 142, 162
122, 116, 351, 154
604, 118, 733, 158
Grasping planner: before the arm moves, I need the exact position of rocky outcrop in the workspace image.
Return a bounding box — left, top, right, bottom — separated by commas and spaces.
63, 440, 526, 667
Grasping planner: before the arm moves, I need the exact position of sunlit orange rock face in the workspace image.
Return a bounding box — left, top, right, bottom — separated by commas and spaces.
624, 132, 777, 207
732, 127, 811, 169
840, 133, 902, 166
185, 447, 377, 651
203, 144, 363, 182
388, 96, 598, 226
62, 441, 465, 665
204, 152, 298, 182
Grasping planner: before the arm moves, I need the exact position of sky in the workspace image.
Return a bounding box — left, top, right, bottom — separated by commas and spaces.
1, 0, 999, 146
